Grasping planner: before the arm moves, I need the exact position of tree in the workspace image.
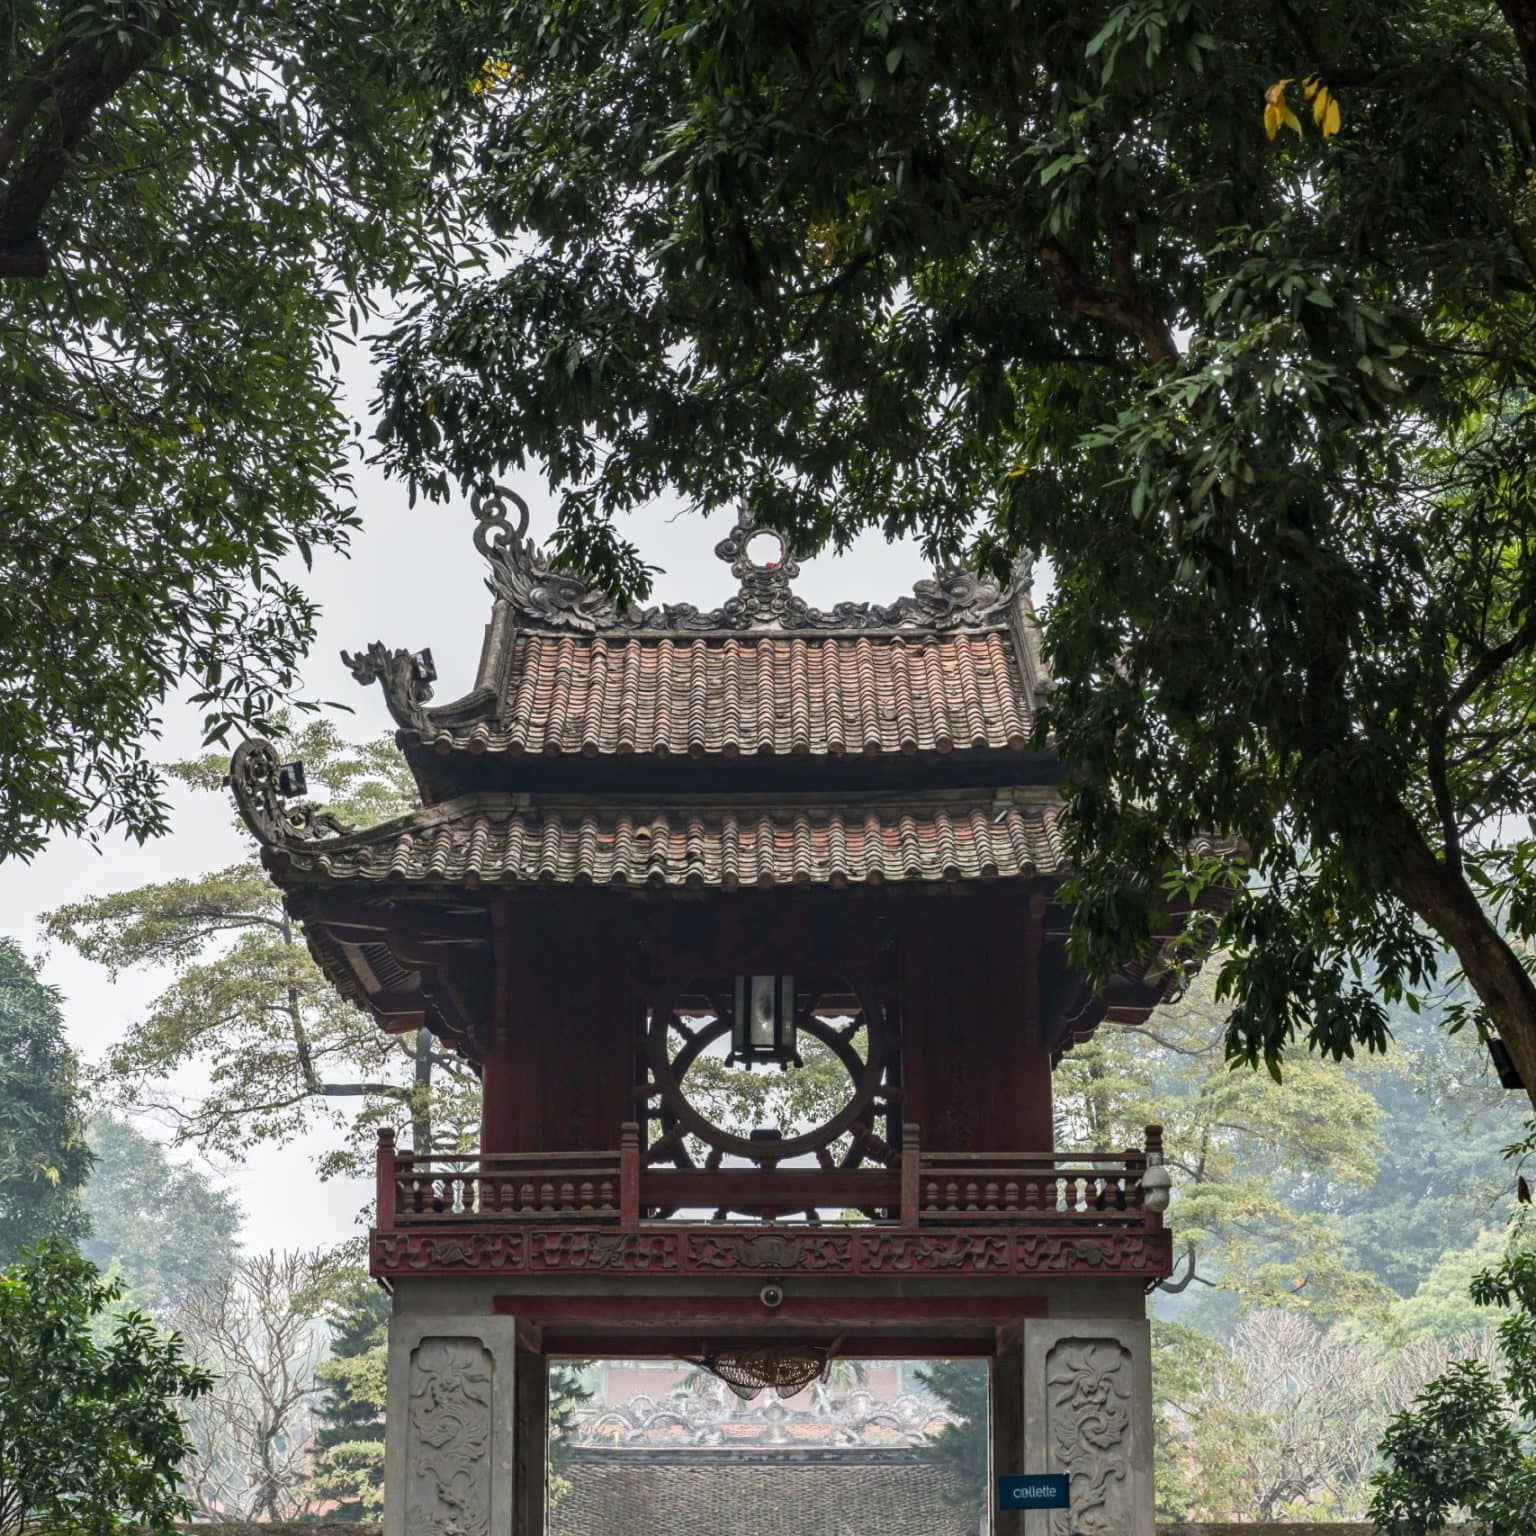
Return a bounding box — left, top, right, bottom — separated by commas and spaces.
547, 1365, 593, 1511
372, 0, 1536, 1104
0, 0, 497, 860
914, 1359, 988, 1533
308, 1275, 389, 1521
1370, 1231, 1536, 1535
0, 937, 90, 1262
1296, 989, 1516, 1299
0, 1242, 212, 1536
1054, 968, 1389, 1316
80, 1114, 241, 1318
1157, 1309, 1489, 1521
174, 1249, 327, 1522
45, 720, 480, 1175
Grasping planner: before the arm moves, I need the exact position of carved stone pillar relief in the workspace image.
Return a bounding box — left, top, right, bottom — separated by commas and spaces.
1044, 1337, 1133, 1536
1022, 1316, 1153, 1536
384, 1316, 521, 1536
406, 1338, 493, 1536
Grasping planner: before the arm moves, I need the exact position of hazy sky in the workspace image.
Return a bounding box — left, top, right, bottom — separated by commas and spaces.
0, 354, 931, 1256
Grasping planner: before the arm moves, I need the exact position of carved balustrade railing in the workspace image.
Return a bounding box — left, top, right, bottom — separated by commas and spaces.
381, 1141, 626, 1224
914, 1149, 1149, 1226
375, 1124, 1165, 1234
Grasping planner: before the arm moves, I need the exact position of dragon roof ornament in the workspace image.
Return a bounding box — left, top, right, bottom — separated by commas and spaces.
228, 739, 354, 848
468, 485, 1031, 634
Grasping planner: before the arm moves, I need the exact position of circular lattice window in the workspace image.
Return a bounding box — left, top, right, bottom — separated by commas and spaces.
637, 976, 900, 1183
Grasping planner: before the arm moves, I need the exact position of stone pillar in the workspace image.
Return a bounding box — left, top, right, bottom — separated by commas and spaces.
383, 1313, 521, 1536
1021, 1316, 1155, 1536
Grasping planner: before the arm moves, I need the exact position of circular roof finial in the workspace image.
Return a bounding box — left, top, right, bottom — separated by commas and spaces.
713, 514, 806, 627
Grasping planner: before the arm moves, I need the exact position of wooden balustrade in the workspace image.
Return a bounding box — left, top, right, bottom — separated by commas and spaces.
914, 1149, 1149, 1226
384, 1145, 626, 1224
374, 1124, 1164, 1232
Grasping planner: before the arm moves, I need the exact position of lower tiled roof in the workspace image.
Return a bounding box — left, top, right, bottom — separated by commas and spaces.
268, 793, 1065, 890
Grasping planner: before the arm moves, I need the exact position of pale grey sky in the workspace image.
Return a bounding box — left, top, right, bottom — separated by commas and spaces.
0, 354, 932, 1256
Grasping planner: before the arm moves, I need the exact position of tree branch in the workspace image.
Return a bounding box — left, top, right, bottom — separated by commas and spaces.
0, 9, 178, 278
1038, 235, 1179, 365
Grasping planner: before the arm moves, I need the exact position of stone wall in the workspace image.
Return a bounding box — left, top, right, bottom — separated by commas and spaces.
182, 1522, 1470, 1534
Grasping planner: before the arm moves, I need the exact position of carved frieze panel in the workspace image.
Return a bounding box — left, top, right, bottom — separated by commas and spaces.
369, 1223, 1171, 1281
405, 1337, 493, 1536
685, 1232, 851, 1271
854, 1234, 1011, 1273
1044, 1337, 1134, 1536
373, 1232, 525, 1273
1014, 1231, 1169, 1275
527, 1231, 680, 1272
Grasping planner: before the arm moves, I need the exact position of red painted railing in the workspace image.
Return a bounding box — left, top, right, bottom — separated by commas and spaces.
373, 1124, 1165, 1232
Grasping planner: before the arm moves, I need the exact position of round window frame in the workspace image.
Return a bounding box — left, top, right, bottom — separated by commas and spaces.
642, 974, 891, 1165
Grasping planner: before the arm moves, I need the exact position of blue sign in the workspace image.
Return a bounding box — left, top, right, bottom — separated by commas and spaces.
997, 1474, 1071, 1510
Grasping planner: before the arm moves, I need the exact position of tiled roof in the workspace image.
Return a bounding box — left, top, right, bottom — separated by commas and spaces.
555, 1452, 973, 1536
268, 793, 1065, 890
408, 629, 1033, 759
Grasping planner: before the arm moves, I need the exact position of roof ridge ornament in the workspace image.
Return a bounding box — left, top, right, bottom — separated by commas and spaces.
468, 483, 1026, 634
713, 514, 809, 629
228, 740, 353, 847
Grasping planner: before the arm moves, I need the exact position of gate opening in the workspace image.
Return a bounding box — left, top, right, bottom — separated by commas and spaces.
548, 1356, 992, 1536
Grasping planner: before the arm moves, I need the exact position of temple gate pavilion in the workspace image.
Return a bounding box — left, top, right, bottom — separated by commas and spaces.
231, 488, 1216, 1536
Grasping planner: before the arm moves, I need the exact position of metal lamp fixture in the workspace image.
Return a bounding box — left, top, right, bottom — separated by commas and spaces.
1140, 1155, 1172, 1214
728, 975, 801, 1069
276, 760, 308, 799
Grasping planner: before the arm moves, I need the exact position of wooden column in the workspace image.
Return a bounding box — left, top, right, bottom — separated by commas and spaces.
513, 1331, 548, 1536
992, 1329, 1025, 1536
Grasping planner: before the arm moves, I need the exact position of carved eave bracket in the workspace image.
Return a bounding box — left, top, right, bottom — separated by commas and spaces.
341, 641, 435, 733
469, 483, 1037, 635
289, 893, 494, 1065
228, 739, 354, 849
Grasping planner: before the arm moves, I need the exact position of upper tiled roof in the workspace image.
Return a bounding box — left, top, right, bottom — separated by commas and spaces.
404, 630, 1029, 759
340, 489, 1047, 772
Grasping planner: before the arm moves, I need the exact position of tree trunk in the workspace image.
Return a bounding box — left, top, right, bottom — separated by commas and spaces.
411, 1026, 433, 1154
1391, 841, 1536, 1112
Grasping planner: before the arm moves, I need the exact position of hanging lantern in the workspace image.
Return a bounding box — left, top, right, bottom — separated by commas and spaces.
728, 975, 800, 1069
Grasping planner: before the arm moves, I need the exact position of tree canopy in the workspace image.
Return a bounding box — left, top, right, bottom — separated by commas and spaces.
1370, 1230, 1536, 1534
0, 1243, 211, 1536
80, 1114, 241, 1317
0, 937, 91, 1263
0, 0, 494, 860
372, 0, 1536, 1104
44, 721, 479, 1174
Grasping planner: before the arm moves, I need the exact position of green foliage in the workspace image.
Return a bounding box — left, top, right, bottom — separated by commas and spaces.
1370, 1233, 1536, 1535
548, 1364, 593, 1507
0, 0, 498, 860
45, 721, 479, 1176
372, 0, 1536, 1097
1153, 1321, 1238, 1518
0, 1242, 212, 1536
1056, 968, 1389, 1316
0, 937, 91, 1262
308, 1276, 389, 1521
1304, 991, 1515, 1300
914, 1358, 989, 1524
80, 1114, 241, 1319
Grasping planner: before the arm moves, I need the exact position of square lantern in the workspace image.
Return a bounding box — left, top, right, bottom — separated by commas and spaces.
728, 974, 800, 1069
